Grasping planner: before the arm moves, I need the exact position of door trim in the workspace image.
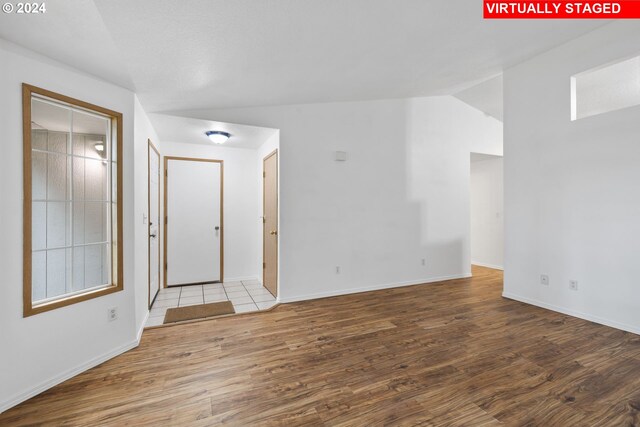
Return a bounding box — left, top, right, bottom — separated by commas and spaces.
148, 139, 161, 308
163, 156, 224, 287
263, 149, 278, 297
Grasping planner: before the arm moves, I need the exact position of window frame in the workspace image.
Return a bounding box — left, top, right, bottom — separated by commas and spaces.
22, 83, 124, 317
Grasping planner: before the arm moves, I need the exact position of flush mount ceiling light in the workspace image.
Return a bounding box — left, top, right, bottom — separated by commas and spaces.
94, 142, 104, 152
205, 130, 231, 144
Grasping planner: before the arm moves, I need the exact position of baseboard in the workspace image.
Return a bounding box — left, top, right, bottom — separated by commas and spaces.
137, 311, 149, 342
0, 334, 142, 414
224, 276, 261, 283
502, 292, 640, 336
279, 273, 472, 303
471, 261, 504, 270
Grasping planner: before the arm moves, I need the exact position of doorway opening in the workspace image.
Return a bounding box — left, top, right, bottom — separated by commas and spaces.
148, 140, 161, 308
144, 118, 280, 328
470, 153, 504, 271
262, 149, 278, 297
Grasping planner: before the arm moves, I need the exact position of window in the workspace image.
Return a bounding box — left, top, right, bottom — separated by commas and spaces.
571, 55, 640, 121
23, 84, 123, 316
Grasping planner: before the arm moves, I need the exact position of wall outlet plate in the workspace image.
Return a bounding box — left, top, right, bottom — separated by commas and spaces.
108, 307, 118, 322
540, 275, 549, 286
569, 280, 578, 291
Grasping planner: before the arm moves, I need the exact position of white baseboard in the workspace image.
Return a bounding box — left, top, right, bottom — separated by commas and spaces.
224, 276, 260, 283
471, 261, 503, 270
279, 273, 472, 304
1, 331, 144, 414
502, 292, 640, 336
138, 311, 149, 342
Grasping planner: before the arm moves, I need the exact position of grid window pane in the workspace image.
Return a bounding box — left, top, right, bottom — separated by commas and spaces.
47, 131, 69, 154
30, 94, 116, 306
73, 133, 85, 157
85, 158, 108, 201
111, 162, 117, 201
46, 249, 67, 299
46, 202, 70, 248
85, 202, 108, 243
84, 136, 106, 160
47, 153, 68, 201
85, 243, 107, 288
72, 246, 85, 291
111, 201, 118, 285
101, 244, 110, 285
73, 202, 85, 245
32, 151, 47, 200
32, 251, 46, 301
32, 202, 47, 251
72, 156, 85, 200
32, 129, 47, 150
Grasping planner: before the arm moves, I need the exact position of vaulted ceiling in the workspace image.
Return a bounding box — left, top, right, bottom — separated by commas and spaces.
454, 75, 504, 122
0, 1, 608, 113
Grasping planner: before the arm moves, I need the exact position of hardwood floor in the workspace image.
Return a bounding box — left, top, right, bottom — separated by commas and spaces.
2, 266, 640, 426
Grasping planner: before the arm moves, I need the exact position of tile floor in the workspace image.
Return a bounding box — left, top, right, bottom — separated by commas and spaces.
146, 279, 277, 327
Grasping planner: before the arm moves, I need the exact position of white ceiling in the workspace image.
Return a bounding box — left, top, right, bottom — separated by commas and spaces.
454, 75, 504, 122
148, 113, 277, 149
1, 1, 609, 113
0, 1, 133, 90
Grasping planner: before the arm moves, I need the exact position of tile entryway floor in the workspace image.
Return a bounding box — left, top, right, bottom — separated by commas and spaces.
146, 279, 277, 327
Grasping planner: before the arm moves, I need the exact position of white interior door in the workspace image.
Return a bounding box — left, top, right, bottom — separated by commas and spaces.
148, 142, 161, 307
166, 158, 222, 286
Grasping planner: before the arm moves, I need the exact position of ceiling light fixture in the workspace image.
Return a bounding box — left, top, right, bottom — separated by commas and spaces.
205, 130, 231, 144
95, 143, 104, 152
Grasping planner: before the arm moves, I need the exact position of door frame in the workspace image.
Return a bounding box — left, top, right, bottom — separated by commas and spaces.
148, 140, 161, 308
163, 156, 224, 287
262, 149, 278, 297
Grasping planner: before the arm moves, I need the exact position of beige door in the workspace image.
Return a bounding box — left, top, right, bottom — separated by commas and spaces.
263, 150, 278, 297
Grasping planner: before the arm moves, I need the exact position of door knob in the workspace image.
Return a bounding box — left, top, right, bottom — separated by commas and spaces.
150, 234, 157, 238
270, 230, 277, 235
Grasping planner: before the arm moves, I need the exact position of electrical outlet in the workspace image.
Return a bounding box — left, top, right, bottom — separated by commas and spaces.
421, 258, 426, 266
540, 275, 549, 286
336, 266, 340, 274
569, 280, 578, 291
108, 307, 118, 322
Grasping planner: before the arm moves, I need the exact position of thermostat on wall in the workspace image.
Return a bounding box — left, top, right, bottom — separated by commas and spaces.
335, 151, 347, 161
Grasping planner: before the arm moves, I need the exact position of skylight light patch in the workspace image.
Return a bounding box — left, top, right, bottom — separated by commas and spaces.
571, 55, 640, 121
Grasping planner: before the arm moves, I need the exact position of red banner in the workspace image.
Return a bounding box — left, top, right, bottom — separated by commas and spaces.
484, 1, 640, 18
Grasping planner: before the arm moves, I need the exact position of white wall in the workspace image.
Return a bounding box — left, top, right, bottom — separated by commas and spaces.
133, 96, 160, 331
503, 21, 640, 334
176, 96, 503, 302
0, 40, 139, 411
160, 141, 262, 282
470, 156, 504, 270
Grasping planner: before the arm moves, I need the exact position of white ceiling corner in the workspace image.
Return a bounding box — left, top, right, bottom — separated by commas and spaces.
454, 75, 504, 121
0, 0, 135, 90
